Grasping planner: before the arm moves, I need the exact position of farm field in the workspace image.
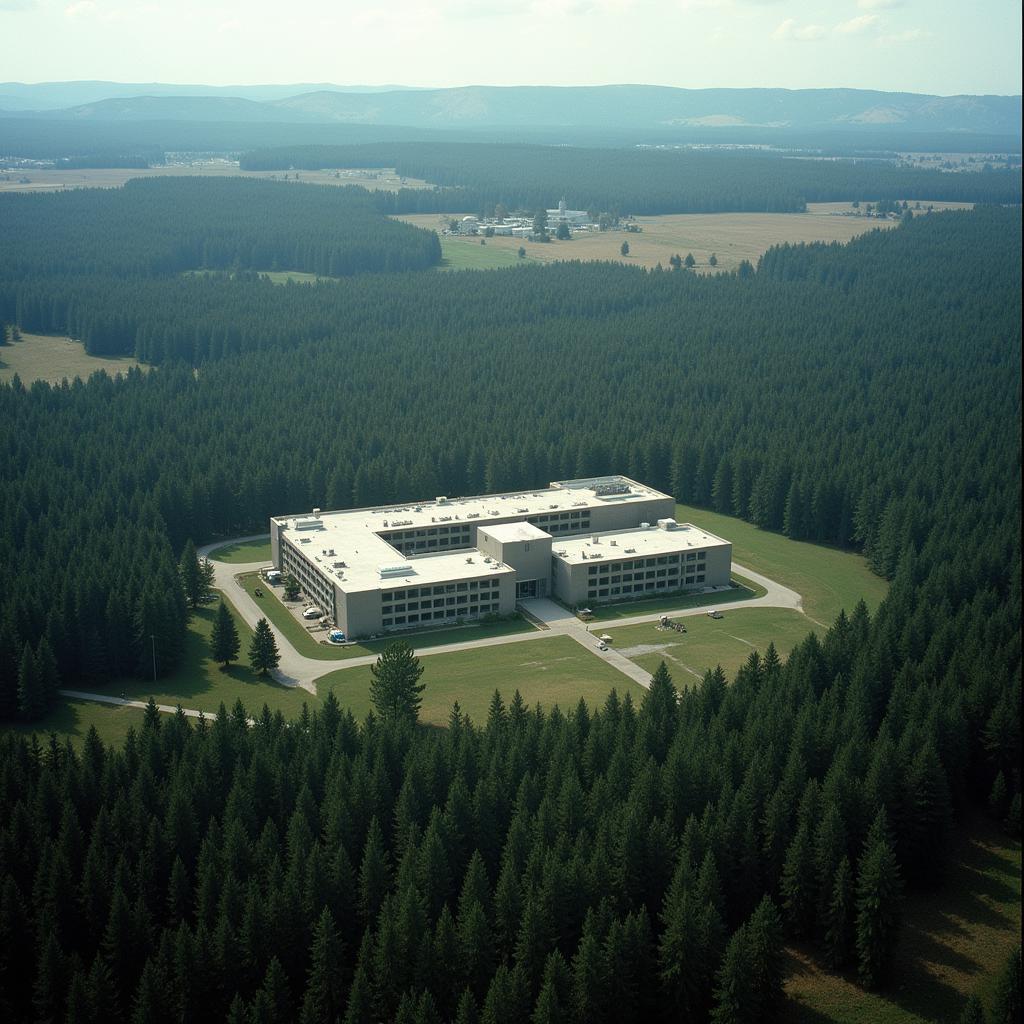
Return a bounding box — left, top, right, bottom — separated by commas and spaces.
612, 607, 815, 683
0, 698, 147, 750
393, 206, 963, 273
675, 503, 889, 624
784, 817, 1022, 1024
0, 331, 144, 385
237, 571, 537, 661
0, 162, 431, 193
316, 634, 642, 726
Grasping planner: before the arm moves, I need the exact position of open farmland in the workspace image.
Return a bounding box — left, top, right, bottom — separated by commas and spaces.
397, 202, 972, 272
0, 331, 145, 385
0, 161, 431, 193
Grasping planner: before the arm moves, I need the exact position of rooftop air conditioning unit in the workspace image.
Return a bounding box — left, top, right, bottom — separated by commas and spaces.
640, 522, 651, 529
436, 496, 448, 504
610, 540, 617, 546
313, 508, 321, 516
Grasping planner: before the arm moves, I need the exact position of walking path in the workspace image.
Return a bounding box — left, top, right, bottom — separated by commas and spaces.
192, 537, 804, 694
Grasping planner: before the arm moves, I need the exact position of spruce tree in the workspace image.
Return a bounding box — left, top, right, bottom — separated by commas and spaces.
990, 945, 1021, 1024
855, 814, 904, 989
210, 601, 240, 668
823, 857, 854, 969
301, 908, 346, 1024
958, 993, 985, 1024
368, 641, 425, 726
709, 924, 755, 1024
16, 642, 44, 721
748, 896, 785, 1023
247, 618, 280, 676
179, 540, 203, 609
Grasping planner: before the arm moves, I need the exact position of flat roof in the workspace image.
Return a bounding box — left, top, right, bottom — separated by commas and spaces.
480, 521, 551, 544
553, 521, 730, 565
273, 476, 671, 592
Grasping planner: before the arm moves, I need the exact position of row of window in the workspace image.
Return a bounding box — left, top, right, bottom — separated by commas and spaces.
383, 603, 499, 628
587, 576, 705, 600
585, 551, 706, 576
382, 578, 500, 605
281, 546, 334, 613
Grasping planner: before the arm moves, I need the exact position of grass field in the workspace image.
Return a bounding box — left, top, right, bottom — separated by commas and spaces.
96, 591, 310, 718
237, 572, 536, 661
675, 504, 888, 625
438, 238, 529, 271
316, 634, 641, 726
611, 607, 815, 683
0, 332, 144, 385
0, 699, 148, 750
0, 163, 431, 193
785, 817, 1022, 1024
398, 204, 971, 274
209, 537, 272, 564
586, 572, 767, 621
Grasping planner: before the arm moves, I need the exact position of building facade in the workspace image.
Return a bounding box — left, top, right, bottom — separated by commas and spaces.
270, 476, 732, 638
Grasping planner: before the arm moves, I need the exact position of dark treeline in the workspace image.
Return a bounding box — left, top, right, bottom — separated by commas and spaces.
0, 177, 440, 283
240, 142, 1023, 214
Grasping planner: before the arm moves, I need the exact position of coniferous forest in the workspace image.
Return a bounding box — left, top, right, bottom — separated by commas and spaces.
0, 173, 1020, 1023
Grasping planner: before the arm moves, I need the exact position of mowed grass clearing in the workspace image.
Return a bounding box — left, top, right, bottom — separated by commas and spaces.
236, 572, 537, 661
88, 590, 310, 718
395, 208, 912, 273
438, 237, 529, 270
675, 504, 889, 624
210, 537, 272, 564
0, 332, 144, 385
316, 634, 641, 726
784, 817, 1021, 1024
0, 699, 148, 750
614, 607, 814, 683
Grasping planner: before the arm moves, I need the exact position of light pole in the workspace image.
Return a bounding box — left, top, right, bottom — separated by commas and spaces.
150, 634, 157, 684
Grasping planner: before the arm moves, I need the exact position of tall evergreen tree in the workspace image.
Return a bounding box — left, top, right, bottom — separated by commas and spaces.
179, 540, 204, 609
369, 641, 425, 727
248, 618, 280, 676
855, 813, 904, 990
210, 601, 241, 669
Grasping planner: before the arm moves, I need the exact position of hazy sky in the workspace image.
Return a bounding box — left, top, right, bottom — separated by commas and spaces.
2, 0, 1020, 95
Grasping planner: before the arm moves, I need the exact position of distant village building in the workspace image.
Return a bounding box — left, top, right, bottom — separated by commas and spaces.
546, 198, 589, 228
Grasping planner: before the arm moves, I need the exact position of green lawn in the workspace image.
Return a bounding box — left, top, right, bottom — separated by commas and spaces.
438, 238, 528, 271
261, 271, 336, 285
586, 572, 767, 621
676, 504, 889, 625
238, 572, 537, 661
785, 816, 1022, 1024
0, 699, 148, 750
612, 607, 816, 684
209, 537, 272, 563
99, 592, 309, 718
316, 634, 641, 726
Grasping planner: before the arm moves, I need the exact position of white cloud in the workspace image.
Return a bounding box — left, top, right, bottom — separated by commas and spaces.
878, 27, 926, 44
64, 0, 96, 16
0, 0, 38, 11
858, 0, 902, 9
773, 18, 826, 41
835, 13, 880, 35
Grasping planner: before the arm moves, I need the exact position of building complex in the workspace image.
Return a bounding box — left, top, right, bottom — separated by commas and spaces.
270, 476, 732, 639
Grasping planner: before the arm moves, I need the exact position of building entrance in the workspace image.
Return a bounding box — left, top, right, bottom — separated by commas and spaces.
517, 579, 546, 600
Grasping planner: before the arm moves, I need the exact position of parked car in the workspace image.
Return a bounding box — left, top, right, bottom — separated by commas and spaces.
707, 610, 723, 619
597, 642, 609, 651
302, 607, 323, 620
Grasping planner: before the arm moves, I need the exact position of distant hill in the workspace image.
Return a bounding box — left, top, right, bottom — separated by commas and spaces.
2, 83, 1019, 136
0, 81, 420, 111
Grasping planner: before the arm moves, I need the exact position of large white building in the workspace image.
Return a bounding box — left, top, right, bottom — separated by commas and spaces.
546, 198, 590, 227
270, 476, 732, 638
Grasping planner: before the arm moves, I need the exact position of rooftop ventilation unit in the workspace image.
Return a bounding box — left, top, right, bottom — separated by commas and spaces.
640, 522, 651, 529
593, 482, 631, 497
379, 564, 414, 578
625, 547, 636, 553
657, 518, 678, 530
436, 496, 448, 504
312, 507, 322, 516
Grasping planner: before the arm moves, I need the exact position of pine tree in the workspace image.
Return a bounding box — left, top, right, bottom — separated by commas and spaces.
248, 618, 280, 676
710, 924, 755, 1024
958, 993, 985, 1024
368, 641, 425, 726
179, 539, 204, 609
357, 818, 391, 924
855, 816, 904, 989
748, 896, 785, 1023
823, 857, 854, 969
780, 823, 816, 937
301, 908, 346, 1024
16, 642, 44, 721
210, 601, 241, 668
35, 637, 60, 708
641, 661, 677, 762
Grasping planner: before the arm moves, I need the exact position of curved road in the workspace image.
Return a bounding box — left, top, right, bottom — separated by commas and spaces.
197, 537, 803, 694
